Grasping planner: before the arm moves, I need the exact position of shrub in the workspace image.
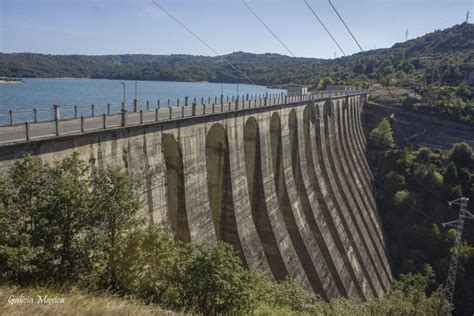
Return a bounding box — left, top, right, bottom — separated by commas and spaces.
369, 118, 394, 150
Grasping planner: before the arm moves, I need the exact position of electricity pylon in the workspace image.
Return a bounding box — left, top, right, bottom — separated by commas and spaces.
442, 197, 472, 315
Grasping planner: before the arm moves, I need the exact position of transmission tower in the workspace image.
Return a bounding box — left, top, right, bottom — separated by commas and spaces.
405, 29, 408, 41
442, 197, 473, 315
466, 10, 470, 23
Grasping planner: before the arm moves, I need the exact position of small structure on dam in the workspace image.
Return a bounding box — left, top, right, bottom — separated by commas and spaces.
0, 91, 392, 300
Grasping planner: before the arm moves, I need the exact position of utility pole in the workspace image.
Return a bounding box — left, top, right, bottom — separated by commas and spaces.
405, 29, 409, 41
442, 197, 473, 315
466, 10, 470, 23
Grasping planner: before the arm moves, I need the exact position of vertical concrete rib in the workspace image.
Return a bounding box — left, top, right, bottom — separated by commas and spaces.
316, 100, 382, 298
340, 101, 385, 246
280, 109, 339, 299
298, 106, 360, 299
332, 101, 392, 289
243, 117, 290, 282
347, 99, 377, 215
322, 99, 386, 297
351, 98, 373, 181
356, 98, 368, 146
227, 115, 273, 275
205, 123, 246, 266
162, 133, 191, 242
348, 98, 387, 262
307, 103, 370, 300
180, 125, 217, 243
270, 112, 326, 295
257, 112, 312, 291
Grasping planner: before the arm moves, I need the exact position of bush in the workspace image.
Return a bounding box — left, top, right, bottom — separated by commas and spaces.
449, 142, 473, 168
369, 118, 394, 150
177, 242, 258, 315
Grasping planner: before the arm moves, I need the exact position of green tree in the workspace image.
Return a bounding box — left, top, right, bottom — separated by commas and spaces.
89, 166, 142, 288
449, 142, 473, 168
179, 242, 257, 315
369, 118, 394, 150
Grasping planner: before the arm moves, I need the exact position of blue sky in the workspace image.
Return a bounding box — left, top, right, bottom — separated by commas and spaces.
0, 0, 472, 59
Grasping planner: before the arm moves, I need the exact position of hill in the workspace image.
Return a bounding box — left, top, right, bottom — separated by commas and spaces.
0, 23, 473, 88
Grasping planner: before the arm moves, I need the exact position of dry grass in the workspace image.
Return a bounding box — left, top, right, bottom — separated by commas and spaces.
0, 286, 183, 316
368, 85, 411, 105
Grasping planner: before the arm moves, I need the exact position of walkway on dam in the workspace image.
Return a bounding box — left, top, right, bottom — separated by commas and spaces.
0, 90, 362, 145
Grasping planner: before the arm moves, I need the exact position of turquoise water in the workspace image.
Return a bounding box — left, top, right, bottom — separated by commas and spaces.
0, 78, 283, 124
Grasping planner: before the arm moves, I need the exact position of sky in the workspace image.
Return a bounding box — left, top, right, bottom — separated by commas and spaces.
0, 0, 472, 59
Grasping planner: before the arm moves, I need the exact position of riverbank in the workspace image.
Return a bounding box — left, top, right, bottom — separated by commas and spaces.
0, 77, 23, 84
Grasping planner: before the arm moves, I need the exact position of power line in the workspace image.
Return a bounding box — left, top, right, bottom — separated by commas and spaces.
373, 176, 443, 224
304, 0, 346, 57
442, 197, 472, 315
151, 0, 263, 90
325, 0, 458, 201
241, 0, 296, 57
328, 0, 364, 52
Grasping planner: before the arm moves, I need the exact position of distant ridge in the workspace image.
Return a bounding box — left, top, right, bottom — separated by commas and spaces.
0, 23, 472, 86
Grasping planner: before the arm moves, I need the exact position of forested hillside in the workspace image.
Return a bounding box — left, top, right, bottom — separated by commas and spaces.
1, 23, 472, 88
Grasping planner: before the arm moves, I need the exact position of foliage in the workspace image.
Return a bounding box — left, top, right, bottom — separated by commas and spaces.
369, 138, 474, 315
369, 118, 394, 150
1, 23, 472, 90
0, 154, 141, 287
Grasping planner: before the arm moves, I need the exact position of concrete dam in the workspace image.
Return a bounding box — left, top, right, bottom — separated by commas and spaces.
0, 92, 392, 300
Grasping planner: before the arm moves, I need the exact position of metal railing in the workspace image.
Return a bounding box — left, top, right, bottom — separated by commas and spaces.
0, 90, 365, 145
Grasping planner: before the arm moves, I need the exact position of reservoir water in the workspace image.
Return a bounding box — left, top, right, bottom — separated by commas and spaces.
0, 78, 283, 125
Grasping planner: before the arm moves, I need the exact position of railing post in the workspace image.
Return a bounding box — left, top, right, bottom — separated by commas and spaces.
33, 108, 37, 123
246, 93, 249, 101
220, 95, 223, 105
157, 100, 160, 109
201, 97, 204, 105
177, 98, 180, 108
74, 105, 78, 119
81, 116, 85, 132
214, 96, 218, 104
133, 99, 138, 112
212, 103, 215, 113
53, 104, 60, 121
146, 100, 150, 111
9, 110, 13, 125
55, 119, 59, 136
140, 110, 143, 124
235, 98, 239, 110
107, 103, 111, 116
25, 122, 30, 141
185, 96, 188, 107
203, 103, 206, 114
103, 114, 107, 129
155, 108, 159, 121
181, 105, 185, 117
169, 107, 172, 119
221, 102, 223, 112
121, 102, 127, 127
192, 103, 196, 116
91, 104, 95, 117
167, 99, 170, 107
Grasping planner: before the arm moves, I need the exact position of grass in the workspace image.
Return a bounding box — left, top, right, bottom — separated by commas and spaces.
0, 286, 182, 316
